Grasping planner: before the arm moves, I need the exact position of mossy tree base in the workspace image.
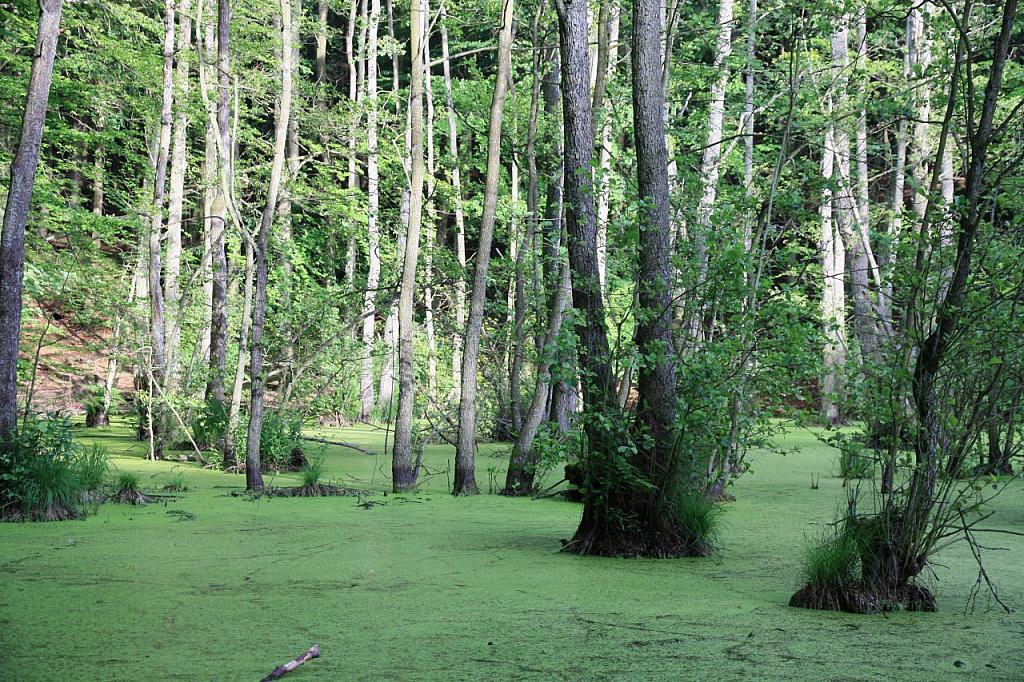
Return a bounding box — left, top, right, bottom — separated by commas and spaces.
789, 583, 936, 614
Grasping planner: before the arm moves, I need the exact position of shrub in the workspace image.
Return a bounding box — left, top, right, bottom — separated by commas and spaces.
259, 412, 304, 471
674, 490, 724, 555
83, 385, 110, 427
1, 414, 87, 521
19, 451, 82, 521
191, 399, 228, 450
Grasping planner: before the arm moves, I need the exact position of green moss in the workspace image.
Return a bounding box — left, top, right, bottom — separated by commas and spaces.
0, 424, 1021, 679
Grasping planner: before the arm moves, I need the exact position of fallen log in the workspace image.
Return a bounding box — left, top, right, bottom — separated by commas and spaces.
300, 435, 377, 456
260, 644, 320, 681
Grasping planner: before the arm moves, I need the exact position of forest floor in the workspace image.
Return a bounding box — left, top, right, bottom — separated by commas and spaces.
1, 423, 1022, 681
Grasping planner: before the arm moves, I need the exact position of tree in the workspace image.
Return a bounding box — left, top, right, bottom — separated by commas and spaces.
0, 0, 64, 447
244, 0, 294, 491
452, 0, 516, 496
391, 0, 427, 492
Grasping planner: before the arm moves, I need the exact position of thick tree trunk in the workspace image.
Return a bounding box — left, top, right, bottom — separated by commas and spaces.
0, 0, 64, 445
391, 0, 428, 492
453, 0, 515, 496
359, 0, 381, 421
554, 0, 621, 544
245, 0, 293, 491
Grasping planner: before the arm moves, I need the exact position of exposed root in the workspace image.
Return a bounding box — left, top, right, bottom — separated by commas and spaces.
789, 582, 936, 614
1, 504, 83, 522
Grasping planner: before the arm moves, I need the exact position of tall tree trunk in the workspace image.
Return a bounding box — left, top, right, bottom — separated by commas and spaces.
422, 0, 438, 406
146, 0, 177, 460
345, 0, 360, 286
360, 0, 381, 421
453, 0, 515, 496
690, 0, 734, 339
0, 0, 63, 445
540, 57, 575, 431
439, 3, 467, 401
819, 89, 845, 425
206, 0, 232, 466
165, 0, 192, 397
593, 0, 619, 295
391, 0, 428, 492
245, 0, 293, 490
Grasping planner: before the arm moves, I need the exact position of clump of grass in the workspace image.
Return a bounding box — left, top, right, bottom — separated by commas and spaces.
800, 527, 861, 589
299, 460, 324, 489
76, 445, 109, 497
674, 491, 724, 556
111, 472, 151, 505
162, 472, 190, 492
18, 454, 83, 521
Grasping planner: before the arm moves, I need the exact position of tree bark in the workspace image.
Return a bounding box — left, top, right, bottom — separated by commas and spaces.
453, 0, 516, 495
439, 3, 467, 402
391, 0, 428, 492
359, 0, 382, 421
691, 0, 735, 340
165, 0, 192, 397
0, 0, 64, 445
245, 0, 294, 490
206, 0, 232, 466
146, 0, 177, 460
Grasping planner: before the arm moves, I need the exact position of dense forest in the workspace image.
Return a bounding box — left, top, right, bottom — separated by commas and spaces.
2, 0, 1024, 669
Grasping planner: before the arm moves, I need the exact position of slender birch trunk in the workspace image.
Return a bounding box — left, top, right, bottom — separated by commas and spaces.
440, 3, 467, 401
453, 0, 516, 495
593, 0, 620, 295
391, 0, 428, 492
691, 0, 735, 340
245, 0, 292, 490
423, 14, 439, 406
146, 0, 177, 460
344, 0, 360, 285
359, 0, 381, 421
165, 0, 192, 396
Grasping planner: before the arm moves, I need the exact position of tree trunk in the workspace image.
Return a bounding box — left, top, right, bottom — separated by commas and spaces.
206, 0, 233, 466
146, 0, 177, 460
453, 0, 515, 495
344, 0, 360, 286
0, 0, 63, 445
359, 0, 381, 421
593, 0, 619, 295
819, 93, 845, 425
422, 2, 439, 406
391, 0, 428, 492
439, 3, 467, 401
554, 0, 620, 536
690, 0, 735, 340
245, 0, 293, 491
165, 0, 191, 397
